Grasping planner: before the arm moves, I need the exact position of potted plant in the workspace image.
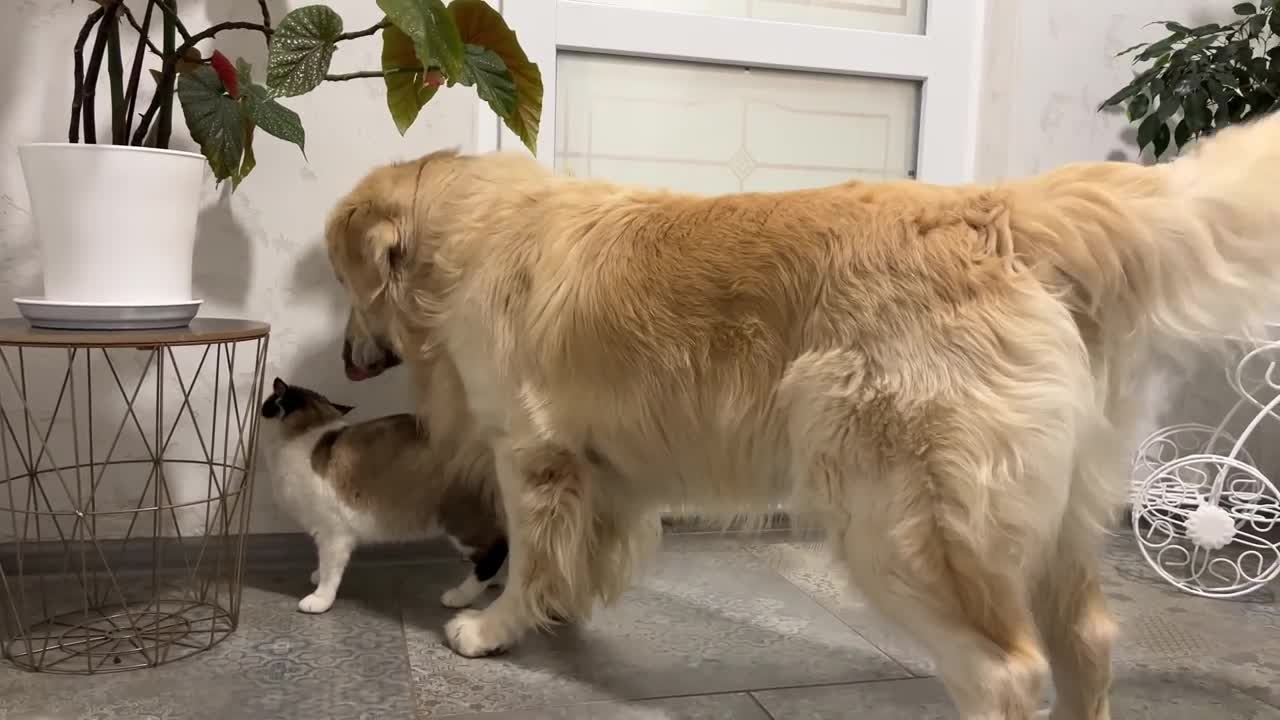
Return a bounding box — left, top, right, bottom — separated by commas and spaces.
19, 0, 541, 329
1099, 1, 1278, 158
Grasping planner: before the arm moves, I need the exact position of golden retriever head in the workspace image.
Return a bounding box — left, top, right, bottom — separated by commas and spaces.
325, 150, 464, 381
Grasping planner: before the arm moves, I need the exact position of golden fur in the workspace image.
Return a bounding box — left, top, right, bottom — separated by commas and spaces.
324, 113, 1280, 719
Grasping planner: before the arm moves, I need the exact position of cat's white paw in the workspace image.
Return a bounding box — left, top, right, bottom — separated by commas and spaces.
298, 592, 335, 614
444, 610, 511, 657
309, 569, 320, 585
440, 587, 475, 608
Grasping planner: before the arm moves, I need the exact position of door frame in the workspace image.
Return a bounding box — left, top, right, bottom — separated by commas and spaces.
477, 0, 987, 185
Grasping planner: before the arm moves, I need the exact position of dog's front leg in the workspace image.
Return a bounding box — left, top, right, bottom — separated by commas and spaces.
445, 441, 592, 657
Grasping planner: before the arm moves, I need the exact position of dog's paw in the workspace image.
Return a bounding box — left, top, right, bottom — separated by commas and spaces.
309, 569, 321, 585
298, 593, 335, 614
440, 587, 475, 609
444, 610, 509, 657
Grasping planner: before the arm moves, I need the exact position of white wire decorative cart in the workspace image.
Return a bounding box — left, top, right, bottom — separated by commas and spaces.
1130, 339, 1280, 598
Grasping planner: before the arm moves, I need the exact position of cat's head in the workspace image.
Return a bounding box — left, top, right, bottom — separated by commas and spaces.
261, 378, 354, 431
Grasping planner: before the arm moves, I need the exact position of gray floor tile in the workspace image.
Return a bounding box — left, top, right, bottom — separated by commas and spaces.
748, 536, 1280, 682
0, 568, 415, 720
755, 666, 1280, 720
400, 549, 907, 717
435, 693, 771, 719
1102, 537, 1280, 665
745, 541, 935, 676
754, 678, 955, 719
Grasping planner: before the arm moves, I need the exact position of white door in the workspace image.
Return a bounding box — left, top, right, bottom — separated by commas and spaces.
478, 0, 986, 188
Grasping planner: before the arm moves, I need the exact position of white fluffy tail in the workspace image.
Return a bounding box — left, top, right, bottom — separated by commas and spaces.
1005, 112, 1280, 351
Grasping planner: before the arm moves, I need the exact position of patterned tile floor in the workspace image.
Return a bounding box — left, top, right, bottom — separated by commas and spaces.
1, 532, 1278, 719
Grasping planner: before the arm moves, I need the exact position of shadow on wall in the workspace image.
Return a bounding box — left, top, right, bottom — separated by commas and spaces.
193, 188, 255, 307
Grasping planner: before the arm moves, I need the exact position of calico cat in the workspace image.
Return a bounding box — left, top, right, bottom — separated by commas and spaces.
260, 378, 505, 613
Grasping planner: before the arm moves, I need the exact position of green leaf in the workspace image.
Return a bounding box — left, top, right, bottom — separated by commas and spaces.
1137, 35, 1180, 61
1173, 117, 1192, 150
1137, 113, 1163, 153
1156, 93, 1180, 120
457, 45, 516, 116
1235, 3, 1257, 14
1115, 41, 1150, 57
1126, 91, 1150, 120
177, 66, 245, 186
267, 5, 343, 97
378, 0, 465, 79
1215, 100, 1232, 127
236, 57, 306, 156
234, 114, 257, 191
1153, 122, 1172, 157
381, 23, 438, 135
1248, 13, 1268, 36
1183, 90, 1211, 132
449, 0, 543, 152
1099, 82, 1141, 109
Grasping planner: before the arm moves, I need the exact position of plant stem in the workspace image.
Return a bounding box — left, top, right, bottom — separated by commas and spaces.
120, 4, 163, 56
123, 0, 156, 143
336, 20, 390, 42
156, 0, 177, 148
256, 0, 272, 47
69, 8, 105, 142
324, 68, 418, 81
132, 89, 163, 145
182, 21, 272, 48
146, 0, 191, 43
82, 4, 116, 145
106, 8, 126, 144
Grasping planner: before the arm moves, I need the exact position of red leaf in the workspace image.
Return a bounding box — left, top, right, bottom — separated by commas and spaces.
210, 50, 240, 99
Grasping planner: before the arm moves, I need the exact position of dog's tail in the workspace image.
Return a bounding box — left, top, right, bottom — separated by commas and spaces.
1003, 112, 1280, 354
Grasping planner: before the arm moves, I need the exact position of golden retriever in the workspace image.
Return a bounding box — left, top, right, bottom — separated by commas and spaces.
324, 113, 1280, 720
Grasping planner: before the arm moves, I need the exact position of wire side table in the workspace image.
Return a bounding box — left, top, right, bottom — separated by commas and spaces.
0, 319, 269, 673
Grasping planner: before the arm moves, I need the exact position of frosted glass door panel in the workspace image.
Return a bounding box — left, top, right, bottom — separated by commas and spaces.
555, 52, 920, 195
574, 0, 926, 34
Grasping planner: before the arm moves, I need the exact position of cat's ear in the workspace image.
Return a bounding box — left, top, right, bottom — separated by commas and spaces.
272, 377, 288, 395
332, 403, 356, 416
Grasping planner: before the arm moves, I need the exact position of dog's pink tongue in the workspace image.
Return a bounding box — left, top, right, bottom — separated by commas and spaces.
346, 365, 369, 381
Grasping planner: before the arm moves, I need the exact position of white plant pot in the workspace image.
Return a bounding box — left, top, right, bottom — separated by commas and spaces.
18, 143, 205, 305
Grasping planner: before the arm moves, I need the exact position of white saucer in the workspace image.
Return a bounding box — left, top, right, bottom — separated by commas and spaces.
14, 298, 203, 331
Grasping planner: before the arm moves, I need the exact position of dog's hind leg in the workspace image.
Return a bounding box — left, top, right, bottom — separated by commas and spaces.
820, 457, 1049, 720
1032, 517, 1115, 720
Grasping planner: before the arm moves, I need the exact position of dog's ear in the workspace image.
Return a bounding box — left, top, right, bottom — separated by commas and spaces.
272, 377, 287, 395
365, 212, 407, 280
343, 203, 408, 285
332, 403, 356, 416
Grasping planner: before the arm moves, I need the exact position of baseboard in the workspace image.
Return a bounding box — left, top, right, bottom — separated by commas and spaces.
1, 512, 800, 575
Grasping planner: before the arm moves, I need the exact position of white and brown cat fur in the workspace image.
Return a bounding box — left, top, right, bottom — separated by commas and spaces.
260, 378, 505, 613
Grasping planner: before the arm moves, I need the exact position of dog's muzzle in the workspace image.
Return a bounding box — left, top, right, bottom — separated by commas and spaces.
342, 339, 402, 381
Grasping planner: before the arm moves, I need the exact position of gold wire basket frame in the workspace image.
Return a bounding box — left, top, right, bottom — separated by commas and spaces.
0, 319, 269, 673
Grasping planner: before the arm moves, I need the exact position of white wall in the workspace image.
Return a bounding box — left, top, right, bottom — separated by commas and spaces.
0, 0, 483, 536
976, 0, 1230, 182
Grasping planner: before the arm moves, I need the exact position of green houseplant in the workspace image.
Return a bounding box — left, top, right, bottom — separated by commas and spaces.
1099, 1, 1279, 158
17, 0, 541, 328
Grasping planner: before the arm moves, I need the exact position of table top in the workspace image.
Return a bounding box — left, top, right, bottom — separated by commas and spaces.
0, 319, 270, 347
